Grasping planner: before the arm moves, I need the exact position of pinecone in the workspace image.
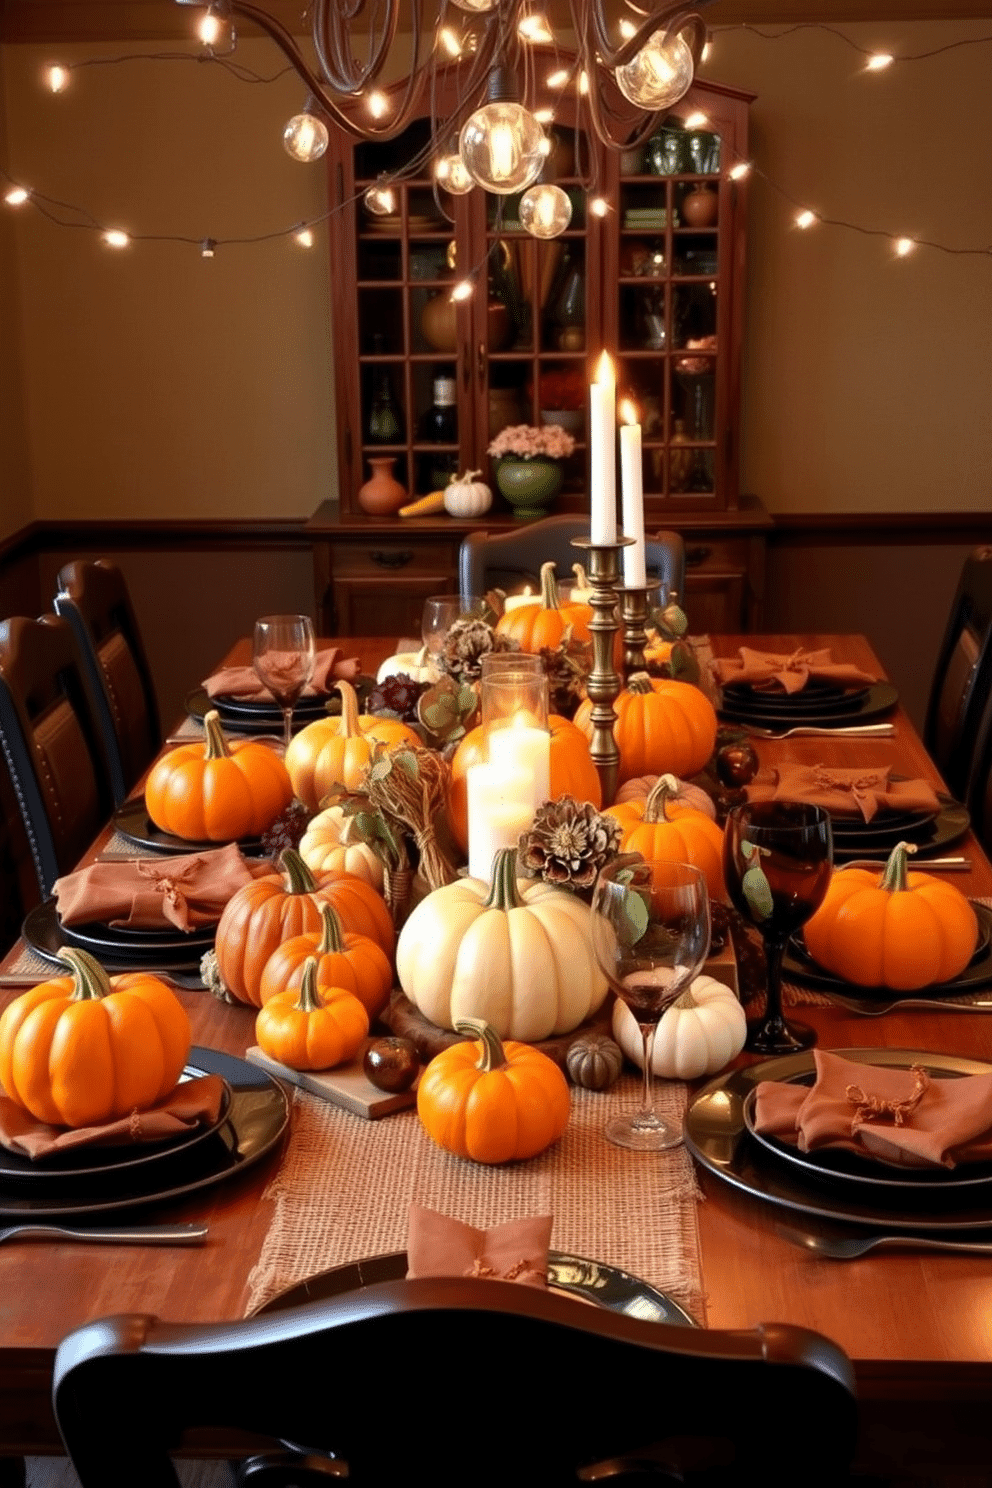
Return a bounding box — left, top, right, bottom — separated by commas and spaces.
366, 673, 428, 724
261, 800, 311, 862
519, 796, 622, 889
438, 618, 517, 685
539, 637, 590, 720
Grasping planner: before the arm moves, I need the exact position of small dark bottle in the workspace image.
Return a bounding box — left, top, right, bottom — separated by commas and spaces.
367, 332, 403, 444
418, 372, 458, 490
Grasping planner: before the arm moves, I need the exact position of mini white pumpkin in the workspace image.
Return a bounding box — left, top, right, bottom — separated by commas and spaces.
443, 469, 492, 519
612, 975, 747, 1080
298, 804, 384, 891
396, 848, 607, 1043
376, 644, 435, 684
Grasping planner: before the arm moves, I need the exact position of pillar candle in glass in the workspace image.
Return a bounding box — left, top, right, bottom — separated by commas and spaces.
467, 667, 551, 880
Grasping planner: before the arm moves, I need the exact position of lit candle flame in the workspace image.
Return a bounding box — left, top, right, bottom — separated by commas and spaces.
619, 397, 639, 426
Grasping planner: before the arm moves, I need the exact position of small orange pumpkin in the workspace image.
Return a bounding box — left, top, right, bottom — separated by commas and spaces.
258, 900, 393, 1017
285, 680, 419, 811
605, 774, 725, 900
494, 562, 592, 652
255, 956, 369, 1071
574, 672, 717, 786
145, 710, 292, 842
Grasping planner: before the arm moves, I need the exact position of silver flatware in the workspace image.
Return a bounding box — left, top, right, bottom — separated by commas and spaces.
0, 1222, 209, 1246
823, 989, 992, 1017
777, 1225, 992, 1260
745, 723, 896, 740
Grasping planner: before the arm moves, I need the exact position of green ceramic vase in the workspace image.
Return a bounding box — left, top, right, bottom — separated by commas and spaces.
495, 457, 564, 521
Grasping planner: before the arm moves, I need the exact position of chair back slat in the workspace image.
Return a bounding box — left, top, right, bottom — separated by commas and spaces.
925, 546, 992, 798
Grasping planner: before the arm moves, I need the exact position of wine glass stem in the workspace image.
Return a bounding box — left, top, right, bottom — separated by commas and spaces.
282, 706, 293, 756
763, 933, 787, 1027
639, 1023, 658, 1121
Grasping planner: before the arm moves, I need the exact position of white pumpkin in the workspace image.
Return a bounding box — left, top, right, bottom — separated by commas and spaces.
298, 804, 384, 891
396, 849, 607, 1043
612, 975, 747, 1079
443, 469, 492, 519
376, 644, 435, 684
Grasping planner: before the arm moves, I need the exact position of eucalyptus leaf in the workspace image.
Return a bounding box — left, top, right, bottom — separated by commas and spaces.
618, 887, 650, 948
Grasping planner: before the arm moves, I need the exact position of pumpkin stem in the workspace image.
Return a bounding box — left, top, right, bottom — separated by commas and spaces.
414, 645, 431, 670
572, 562, 589, 592
643, 774, 681, 824
452, 469, 482, 485
455, 1017, 507, 1073
296, 957, 324, 1014
316, 901, 344, 955
483, 849, 523, 911
539, 561, 561, 612
336, 679, 362, 740
202, 710, 233, 760
55, 948, 112, 1002
672, 983, 699, 1011
627, 672, 654, 696
879, 841, 917, 893
280, 847, 320, 895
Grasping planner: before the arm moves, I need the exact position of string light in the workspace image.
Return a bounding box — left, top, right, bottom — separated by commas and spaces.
589, 196, 610, 218
708, 21, 992, 66
46, 65, 69, 93
533, 107, 555, 124
201, 237, 216, 257
518, 14, 554, 44
895, 237, 915, 256
283, 104, 329, 163
683, 110, 708, 130
103, 229, 129, 248
450, 278, 475, 302
546, 68, 569, 89
729, 162, 751, 181
434, 154, 474, 194
795, 210, 817, 230
4, 186, 29, 206
363, 178, 397, 215
366, 91, 388, 120
437, 27, 463, 59
865, 53, 894, 71
294, 226, 315, 247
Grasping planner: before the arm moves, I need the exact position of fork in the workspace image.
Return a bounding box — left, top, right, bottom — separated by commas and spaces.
822, 990, 992, 1016
776, 1225, 992, 1260
0, 1222, 209, 1246
744, 723, 896, 740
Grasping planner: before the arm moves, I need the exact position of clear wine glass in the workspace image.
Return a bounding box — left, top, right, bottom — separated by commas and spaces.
591, 858, 711, 1151
252, 614, 316, 755
421, 595, 486, 674
723, 801, 833, 1055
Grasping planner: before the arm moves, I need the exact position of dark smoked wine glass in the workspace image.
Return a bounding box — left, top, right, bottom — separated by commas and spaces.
723, 801, 833, 1055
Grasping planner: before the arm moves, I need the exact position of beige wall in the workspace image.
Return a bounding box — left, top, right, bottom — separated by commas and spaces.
1, 21, 990, 524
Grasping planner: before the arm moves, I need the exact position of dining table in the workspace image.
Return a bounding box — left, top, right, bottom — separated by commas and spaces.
2, 630, 992, 1484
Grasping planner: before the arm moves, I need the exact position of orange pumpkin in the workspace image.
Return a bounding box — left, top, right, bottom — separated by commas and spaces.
145, 710, 292, 842
285, 679, 419, 811
255, 957, 369, 1071
0, 949, 190, 1127
215, 848, 395, 1007
574, 672, 717, 786
803, 841, 979, 991
605, 774, 725, 900
258, 900, 393, 1017
448, 714, 601, 853
494, 562, 592, 652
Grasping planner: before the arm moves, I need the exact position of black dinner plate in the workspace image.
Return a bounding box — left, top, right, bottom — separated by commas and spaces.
829, 806, 939, 838
113, 799, 266, 857
186, 676, 377, 736
0, 1047, 289, 1219
684, 1048, 992, 1231
718, 681, 898, 729
829, 794, 969, 864
721, 680, 872, 716
24, 892, 212, 976
784, 900, 992, 1000
254, 1250, 697, 1327
56, 911, 215, 956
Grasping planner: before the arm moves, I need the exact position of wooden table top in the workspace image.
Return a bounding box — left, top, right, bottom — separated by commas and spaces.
3, 633, 992, 1473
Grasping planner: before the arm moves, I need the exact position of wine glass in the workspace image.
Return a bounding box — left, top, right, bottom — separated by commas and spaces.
591, 858, 711, 1151
723, 802, 833, 1055
252, 614, 316, 755
421, 594, 485, 675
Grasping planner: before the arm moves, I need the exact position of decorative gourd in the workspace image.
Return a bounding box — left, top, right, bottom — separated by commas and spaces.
285, 680, 419, 812
258, 900, 393, 1017
566, 1033, 624, 1091
0, 949, 191, 1127
612, 975, 746, 1080
448, 714, 601, 852
614, 774, 716, 820
574, 673, 717, 786
494, 561, 592, 651
396, 849, 607, 1042
605, 774, 725, 900
443, 469, 492, 519
255, 957, 369, 1071
298, 804, 384, 890
417, 1016, 570, 1164
215, 849, 395, 1007
802, 841, 979, 991
376, 646, 435, 685
145, 710, 292, 842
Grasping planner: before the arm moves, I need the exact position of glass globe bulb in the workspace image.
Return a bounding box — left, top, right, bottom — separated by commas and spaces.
364, 178, 397, 216
519, 183, 572, 239
615, 30, 694, 110
283, 112, 329, 163
459, 102, 546, 195
450, 0, 498, 11
435, 153, 474, 195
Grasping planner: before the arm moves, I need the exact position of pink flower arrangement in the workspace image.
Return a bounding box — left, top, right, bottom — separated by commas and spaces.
488, 423, 576, 460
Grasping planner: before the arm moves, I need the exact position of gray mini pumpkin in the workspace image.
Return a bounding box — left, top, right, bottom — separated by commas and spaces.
566, 1033, 624, 1091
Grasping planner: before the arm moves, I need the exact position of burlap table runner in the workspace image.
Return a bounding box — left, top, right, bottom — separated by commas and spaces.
245, 1075, 704, 1321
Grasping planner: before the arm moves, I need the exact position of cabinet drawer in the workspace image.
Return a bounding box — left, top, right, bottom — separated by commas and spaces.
333, 541, 459, 578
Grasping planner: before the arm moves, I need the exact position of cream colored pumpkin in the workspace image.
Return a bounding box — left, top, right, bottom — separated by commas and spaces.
396, 849, 607, 1043
376, 645, 435, 684
298, 805, 384, 891
443, 469, 492, 518
612, 975, 746, 1080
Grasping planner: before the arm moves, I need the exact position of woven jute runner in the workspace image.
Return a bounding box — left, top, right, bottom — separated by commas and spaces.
245, 1074, 705, 1321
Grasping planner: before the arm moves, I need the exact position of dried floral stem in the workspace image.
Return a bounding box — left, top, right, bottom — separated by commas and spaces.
365, 747, 460, 890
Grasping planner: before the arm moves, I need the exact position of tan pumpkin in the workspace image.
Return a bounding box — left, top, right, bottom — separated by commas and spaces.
298, 804, 384, 890
285, 679, 419, 811
605, 774, 725, 900
574, 672, 717, 786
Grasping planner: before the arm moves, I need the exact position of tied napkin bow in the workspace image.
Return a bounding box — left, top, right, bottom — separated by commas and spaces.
203, 646, 360, 702
133, 858, 201, 931
54, 843, 269, 933
745, 763, 940, 823
406, 1204, 552, 1289
710, 646, 877, 695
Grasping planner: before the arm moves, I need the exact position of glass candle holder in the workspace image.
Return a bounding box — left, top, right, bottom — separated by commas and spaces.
466, 668, 551, 882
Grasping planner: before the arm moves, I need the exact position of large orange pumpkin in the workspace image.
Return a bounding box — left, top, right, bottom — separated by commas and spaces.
215, 848, 395, 1007
145, 710, 292, 842
605, 774, 725, 900
494, 562, 592, 652
448, 714, 601, 852
574, 672, 717, 786
285, 679, 419, 811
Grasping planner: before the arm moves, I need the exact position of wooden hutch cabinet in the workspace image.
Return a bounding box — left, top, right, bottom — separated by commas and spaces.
307, 68, 768, 636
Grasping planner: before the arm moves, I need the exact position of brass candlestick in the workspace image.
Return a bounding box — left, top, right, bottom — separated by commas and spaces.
572, 536, 631, 807
618, 584, 650, 678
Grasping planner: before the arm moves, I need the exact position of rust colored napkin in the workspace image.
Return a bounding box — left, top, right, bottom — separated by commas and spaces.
0, 1074, 227, 1160
406, 1204, 552, 1289
711, 646, 877, 694
745, 764, 941, 823
753, 1050, 992, 1169
203, 646, 361, 701
54, 843, 269, 932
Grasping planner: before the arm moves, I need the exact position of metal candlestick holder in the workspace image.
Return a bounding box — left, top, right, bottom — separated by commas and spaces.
618, 584, 650, 678
572, 535, 632, 807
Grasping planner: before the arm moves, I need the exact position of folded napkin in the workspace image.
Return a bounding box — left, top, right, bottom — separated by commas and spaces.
753, 1050, 992, 1169
203, 646, 361, 701
711, 646, 877, 695
406, 1204, 552, 1289
0, 1074, 227, 1160
746, 764, 941, 823
54, 842, 270, 932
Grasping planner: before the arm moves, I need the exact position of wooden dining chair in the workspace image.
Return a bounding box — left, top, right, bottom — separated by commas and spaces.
0, 614, 116, 900
53, 559, 161, 806
460, 517, 686, 608
53, 1275, 858, 1487
965, 682, 992, 858
924, 546, 992, 799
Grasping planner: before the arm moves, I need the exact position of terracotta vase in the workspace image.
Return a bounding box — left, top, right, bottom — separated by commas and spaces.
358, 457, 407, 516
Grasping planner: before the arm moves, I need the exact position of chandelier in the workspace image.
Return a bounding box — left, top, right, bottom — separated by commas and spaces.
177, 0, 710, 238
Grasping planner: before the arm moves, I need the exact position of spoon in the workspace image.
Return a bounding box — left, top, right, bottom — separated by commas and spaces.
0, 1223, 209, 1246
776, 1225, 992, 1260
